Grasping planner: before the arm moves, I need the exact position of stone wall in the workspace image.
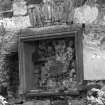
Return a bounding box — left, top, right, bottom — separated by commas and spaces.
0, 0, 105, 104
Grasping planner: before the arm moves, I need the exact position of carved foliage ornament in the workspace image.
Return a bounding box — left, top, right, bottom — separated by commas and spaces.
28, 0, 75, 27
74, 4, 99, 24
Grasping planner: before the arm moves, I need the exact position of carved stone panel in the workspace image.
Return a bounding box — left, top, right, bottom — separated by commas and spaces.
19, 26, 83, 95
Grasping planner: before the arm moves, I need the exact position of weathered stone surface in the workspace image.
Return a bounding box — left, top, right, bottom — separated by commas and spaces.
23, 101, 35, 105
13, 0, 27, 16
74, 5, 99, 24
0, 16, 31, 30
83, 26, 105, 80
23, 100, 50, 105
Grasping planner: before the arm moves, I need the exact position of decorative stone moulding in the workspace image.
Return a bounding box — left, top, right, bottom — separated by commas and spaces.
19, 25, 83, 95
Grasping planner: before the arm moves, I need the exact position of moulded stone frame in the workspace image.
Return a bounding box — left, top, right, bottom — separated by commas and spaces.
18, 25, 83, 96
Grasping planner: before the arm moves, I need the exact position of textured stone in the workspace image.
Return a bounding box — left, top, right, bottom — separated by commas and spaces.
0, 16, 31, 30
74, 5, 98, 24
23, 101, 36, 105
23, 100, 50, 105
83, 27, 105, 80
13, 0, 27, 16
